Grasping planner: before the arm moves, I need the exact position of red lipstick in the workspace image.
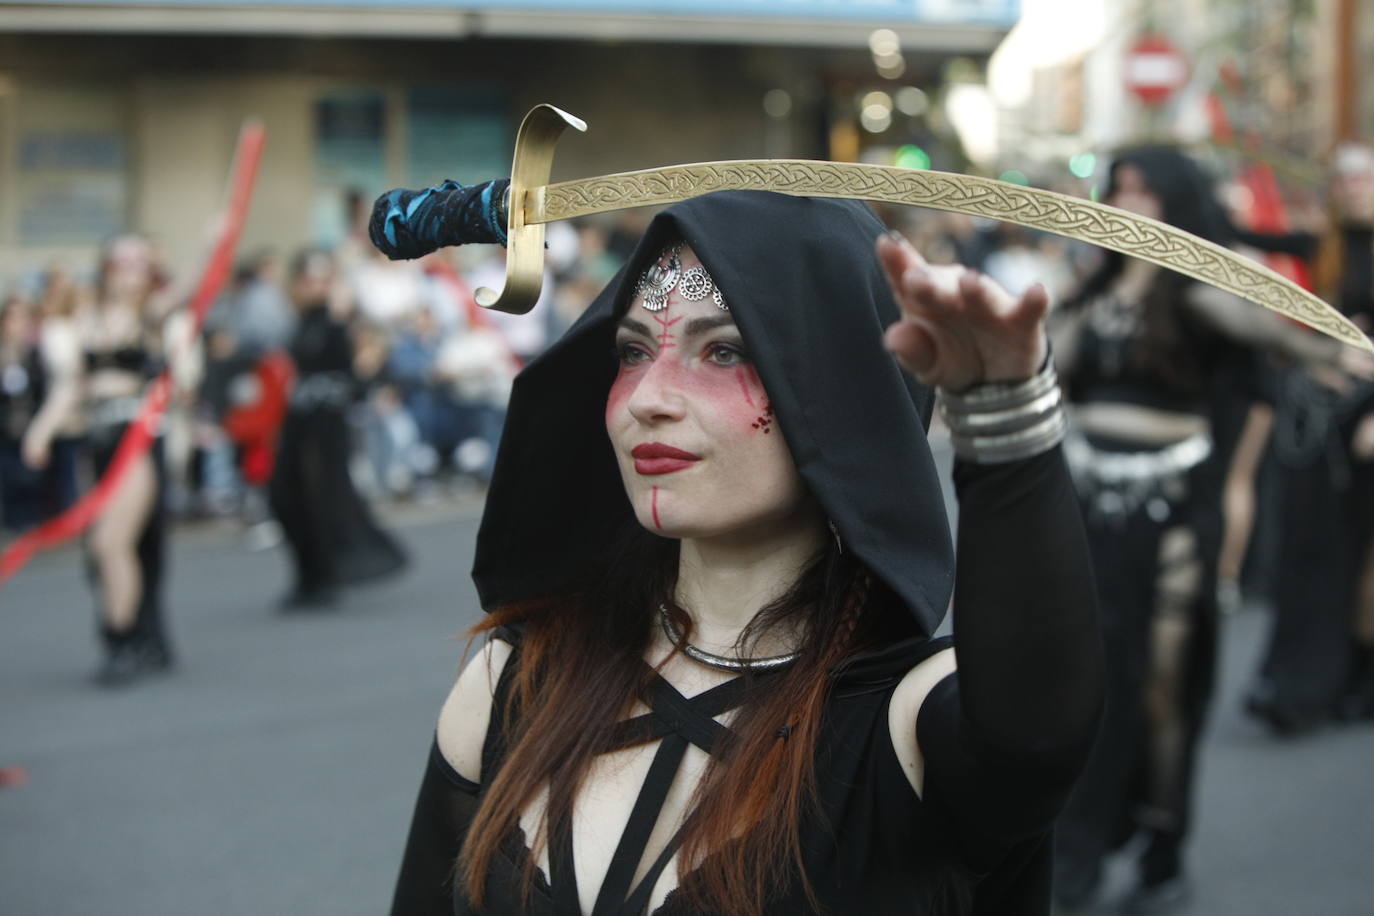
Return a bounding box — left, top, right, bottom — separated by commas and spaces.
631, 442, 700, 475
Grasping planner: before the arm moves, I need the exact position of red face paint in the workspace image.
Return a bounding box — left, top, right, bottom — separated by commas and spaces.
651, 310, 682, 350
605, 245, 810, 541
751, 403, 775, 434
606, 300, 765, 440
734, 367, 757, 409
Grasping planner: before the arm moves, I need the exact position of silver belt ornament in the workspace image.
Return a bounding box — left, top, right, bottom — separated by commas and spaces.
290, 373, 354, 411
89, 395, 146, 430
1064, 429, 1213, 524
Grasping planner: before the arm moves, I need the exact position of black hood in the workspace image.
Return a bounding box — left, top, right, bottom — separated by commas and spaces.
1107, 146, 1232, 246
473, 191, 954, 647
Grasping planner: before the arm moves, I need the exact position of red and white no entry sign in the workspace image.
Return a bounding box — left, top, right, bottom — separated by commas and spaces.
1125, 34, 1189, 107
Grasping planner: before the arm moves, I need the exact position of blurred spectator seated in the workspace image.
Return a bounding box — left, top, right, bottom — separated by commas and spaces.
1, 294, 50, 533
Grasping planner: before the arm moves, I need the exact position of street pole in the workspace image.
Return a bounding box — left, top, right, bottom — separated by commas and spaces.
1335, 0, 1357, 142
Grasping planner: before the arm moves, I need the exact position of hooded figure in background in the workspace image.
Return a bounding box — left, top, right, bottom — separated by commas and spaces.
391, 191, 1102, 916
1246, 142, 1374, 733
269, 249, 407, 609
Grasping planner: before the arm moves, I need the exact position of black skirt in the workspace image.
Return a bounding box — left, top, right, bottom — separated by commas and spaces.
269, 404, 406, 594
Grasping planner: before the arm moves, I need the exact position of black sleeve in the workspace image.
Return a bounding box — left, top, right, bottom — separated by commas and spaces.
1338, 226, 1374, 321
389, 738, 481, 916
1232, 228, 1320, 260
917, 445, 1103, 864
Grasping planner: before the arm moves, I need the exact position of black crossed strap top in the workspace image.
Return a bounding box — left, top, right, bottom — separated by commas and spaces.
545, 666, 769, 916
396, 629, 971, 916
84, 345, 158, 378
390, 448, 1104, 916
1066, 288, 1233, 417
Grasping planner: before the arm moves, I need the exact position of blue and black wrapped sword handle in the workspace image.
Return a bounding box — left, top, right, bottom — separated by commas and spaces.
369, 178, 512, 260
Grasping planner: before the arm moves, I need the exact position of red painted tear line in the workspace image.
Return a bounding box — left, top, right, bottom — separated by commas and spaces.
735, 368, 757, 408
651, 486, 661, 529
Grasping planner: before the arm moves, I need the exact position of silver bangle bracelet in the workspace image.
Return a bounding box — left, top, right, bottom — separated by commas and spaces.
940, 359, 1067, 464
948, 410, 1068, 464
940, 359, 1060, 413
942, 386, 1062, 435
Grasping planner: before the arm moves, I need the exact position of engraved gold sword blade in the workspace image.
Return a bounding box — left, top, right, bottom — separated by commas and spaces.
481, 106, 1369, 356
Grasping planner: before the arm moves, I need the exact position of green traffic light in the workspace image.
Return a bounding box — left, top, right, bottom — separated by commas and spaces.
895, 145, 932, 170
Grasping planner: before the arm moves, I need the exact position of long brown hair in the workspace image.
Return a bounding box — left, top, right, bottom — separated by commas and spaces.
459, 523, 880, 916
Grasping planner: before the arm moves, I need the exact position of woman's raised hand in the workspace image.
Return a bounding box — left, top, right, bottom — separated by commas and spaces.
876, 233, 1049, 392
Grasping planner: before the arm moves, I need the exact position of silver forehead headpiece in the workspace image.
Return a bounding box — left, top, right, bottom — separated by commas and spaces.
634, 244, 728, 312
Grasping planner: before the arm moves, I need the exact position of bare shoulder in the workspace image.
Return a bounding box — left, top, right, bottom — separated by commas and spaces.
436, 637, 515, 784
887, 646, 958, 799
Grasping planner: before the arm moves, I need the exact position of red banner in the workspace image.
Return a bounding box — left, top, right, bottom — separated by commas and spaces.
1, 121, 267, 584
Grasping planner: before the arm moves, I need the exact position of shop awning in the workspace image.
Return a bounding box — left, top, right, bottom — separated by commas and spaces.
0, 0, 1017, 50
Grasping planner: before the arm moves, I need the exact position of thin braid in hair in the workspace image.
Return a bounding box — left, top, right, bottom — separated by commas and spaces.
836, 569, 872, 648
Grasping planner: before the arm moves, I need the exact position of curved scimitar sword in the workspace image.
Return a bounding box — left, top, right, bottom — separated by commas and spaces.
478, 105, 1370, 354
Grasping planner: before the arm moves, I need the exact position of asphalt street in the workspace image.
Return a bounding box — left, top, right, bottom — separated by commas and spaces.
3, 497, 1373, 916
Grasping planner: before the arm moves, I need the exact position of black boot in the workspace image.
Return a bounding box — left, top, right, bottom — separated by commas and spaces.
1243, 678, 1321, 735
1120, 830, 1190, 914
280, 581, 339, 612
1334, 644, 1374, 722
95, 626, 172, 687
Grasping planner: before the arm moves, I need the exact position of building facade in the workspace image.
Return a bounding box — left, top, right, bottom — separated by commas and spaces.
993, 0, 1370, 188
0, 0, 1018, 289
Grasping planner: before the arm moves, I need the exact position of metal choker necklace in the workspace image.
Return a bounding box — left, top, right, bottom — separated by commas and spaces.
657, 604, 799, 672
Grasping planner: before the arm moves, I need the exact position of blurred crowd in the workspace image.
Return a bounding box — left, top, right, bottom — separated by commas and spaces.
0, 162, 1368, 573
0, 162, 1367, 568
0, 204, 654, 539
0, 193, 1097, 543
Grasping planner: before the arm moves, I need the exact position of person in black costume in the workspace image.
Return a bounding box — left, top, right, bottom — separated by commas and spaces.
1, 294, 50, 532
269, 250, 406, 609
389, 191, 1105, 916
1246, 141, 1374, 731
1048, 148, 1374, 914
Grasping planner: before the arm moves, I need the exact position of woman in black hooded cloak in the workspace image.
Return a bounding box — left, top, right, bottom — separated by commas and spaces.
390, 191, 1104, 916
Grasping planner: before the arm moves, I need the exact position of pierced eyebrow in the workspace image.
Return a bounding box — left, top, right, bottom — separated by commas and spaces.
683, 315, 738, 338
